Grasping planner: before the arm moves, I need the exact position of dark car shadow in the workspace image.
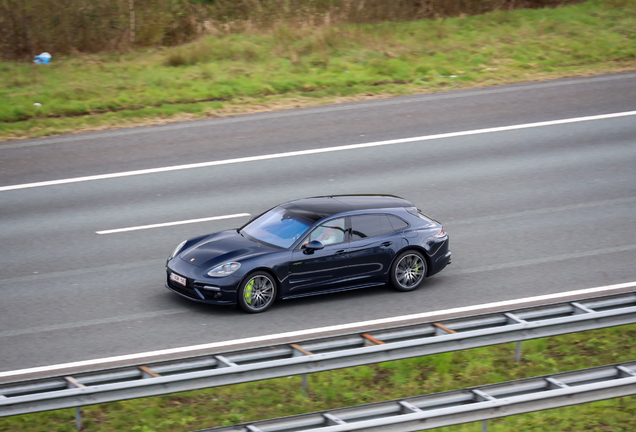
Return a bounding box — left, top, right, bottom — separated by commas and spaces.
170, 278, 444, 314
158, 276, 449, 322
277, 277, 447, 310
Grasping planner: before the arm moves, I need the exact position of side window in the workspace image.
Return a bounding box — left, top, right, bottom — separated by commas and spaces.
305, 217, 347, 247
387, 215, 409, 231
350, 214, 394, 240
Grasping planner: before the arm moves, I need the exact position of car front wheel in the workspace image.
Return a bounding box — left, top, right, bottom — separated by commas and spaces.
238, 271, 277, 313
390, 250, 427, 292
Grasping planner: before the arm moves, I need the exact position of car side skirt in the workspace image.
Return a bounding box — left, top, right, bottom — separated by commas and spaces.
281, 281, 386, 300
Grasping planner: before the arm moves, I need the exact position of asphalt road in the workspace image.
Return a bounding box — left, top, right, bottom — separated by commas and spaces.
1, 72, 635, 373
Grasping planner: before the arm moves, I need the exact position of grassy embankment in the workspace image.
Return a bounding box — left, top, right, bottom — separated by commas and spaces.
1, 0, 635, 141
1, 324, 636, 432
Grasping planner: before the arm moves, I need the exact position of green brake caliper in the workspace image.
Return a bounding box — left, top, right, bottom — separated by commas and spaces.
414, 262, 419, 275
245, 279, 254, 305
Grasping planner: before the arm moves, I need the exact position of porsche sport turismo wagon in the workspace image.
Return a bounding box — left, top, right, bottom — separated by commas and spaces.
165, 195, 451, 313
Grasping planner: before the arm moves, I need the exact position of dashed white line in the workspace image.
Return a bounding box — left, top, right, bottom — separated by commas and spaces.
95, 213, 251, 234
2, 110, 635, 192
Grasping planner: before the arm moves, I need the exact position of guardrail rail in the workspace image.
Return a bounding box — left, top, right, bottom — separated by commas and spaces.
1, 291, 635, 418
197, 361, 636, 432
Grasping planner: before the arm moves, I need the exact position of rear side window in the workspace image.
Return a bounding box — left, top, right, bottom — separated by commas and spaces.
350, 214, 395, 240
387, 215, 409, 231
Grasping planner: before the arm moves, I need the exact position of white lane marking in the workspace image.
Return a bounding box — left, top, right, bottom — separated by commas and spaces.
1, 280, 634, 379
96, 213, 250, 234
2, 110, 635, 192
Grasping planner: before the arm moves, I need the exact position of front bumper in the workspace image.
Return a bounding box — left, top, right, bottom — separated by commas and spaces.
165, 259, 240, 305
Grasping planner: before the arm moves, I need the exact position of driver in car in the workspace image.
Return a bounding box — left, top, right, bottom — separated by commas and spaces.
304, 218, 346, 247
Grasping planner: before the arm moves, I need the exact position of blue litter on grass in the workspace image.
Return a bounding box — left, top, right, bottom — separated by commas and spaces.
34, 52, 51, 64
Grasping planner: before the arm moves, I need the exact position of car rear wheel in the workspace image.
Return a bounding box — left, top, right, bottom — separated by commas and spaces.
238, 272, 277, 313
390, 250, 427, 292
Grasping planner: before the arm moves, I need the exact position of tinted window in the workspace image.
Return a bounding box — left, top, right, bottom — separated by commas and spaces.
241, 207, 313, 248
305, 217, 347, 247
387, 215, 409, 231
350, 214, 394, 240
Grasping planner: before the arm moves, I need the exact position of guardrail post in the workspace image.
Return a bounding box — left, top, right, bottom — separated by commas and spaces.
473, 388, 495, 432
291, 344, 313, 393
75, 407, 82, 430
505, 313, 527, 362
65, 377, 85, 430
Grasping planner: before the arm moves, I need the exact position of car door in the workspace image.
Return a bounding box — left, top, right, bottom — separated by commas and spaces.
287, 217, 349, 296
347, 214, 403, 283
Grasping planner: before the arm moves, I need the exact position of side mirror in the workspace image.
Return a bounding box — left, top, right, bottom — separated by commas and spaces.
304, 240, 324, 254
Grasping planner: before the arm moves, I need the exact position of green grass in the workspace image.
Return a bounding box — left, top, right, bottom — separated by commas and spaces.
1, 0, 635, 141
2, 324, 636, 431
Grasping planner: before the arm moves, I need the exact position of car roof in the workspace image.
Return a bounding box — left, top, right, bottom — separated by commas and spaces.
280, 195, 414, 222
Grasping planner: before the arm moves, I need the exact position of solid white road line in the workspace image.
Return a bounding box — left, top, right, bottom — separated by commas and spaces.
96, 213, 251, 234
1, 280, 634, 379
2, 110, 636, 192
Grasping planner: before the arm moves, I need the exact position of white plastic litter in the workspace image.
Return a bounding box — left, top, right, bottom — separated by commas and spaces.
34, 52, 51, 64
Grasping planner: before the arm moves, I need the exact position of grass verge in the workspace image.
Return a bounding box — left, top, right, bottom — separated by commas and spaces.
1, 324, 636, 432
1, 0, 635, 141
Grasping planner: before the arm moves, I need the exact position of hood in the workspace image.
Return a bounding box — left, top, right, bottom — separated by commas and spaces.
179, 230, 276, 269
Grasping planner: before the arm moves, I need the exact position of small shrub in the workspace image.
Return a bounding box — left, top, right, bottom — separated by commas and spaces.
165, 49, 190, 67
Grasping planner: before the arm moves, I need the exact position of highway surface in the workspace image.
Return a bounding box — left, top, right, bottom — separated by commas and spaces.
1, 72, 635, 373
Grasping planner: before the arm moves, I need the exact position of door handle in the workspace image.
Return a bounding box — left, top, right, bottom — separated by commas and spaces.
335, 250, 347, 255
381, 241, 393, 247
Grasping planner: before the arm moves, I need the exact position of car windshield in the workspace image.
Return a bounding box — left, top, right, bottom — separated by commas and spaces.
241, 207, 313, 249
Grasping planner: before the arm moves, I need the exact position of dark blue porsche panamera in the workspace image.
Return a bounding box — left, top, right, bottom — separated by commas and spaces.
165, 195, 451, 313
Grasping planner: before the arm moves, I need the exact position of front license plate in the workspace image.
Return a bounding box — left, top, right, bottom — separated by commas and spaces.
170, 273, 186, 286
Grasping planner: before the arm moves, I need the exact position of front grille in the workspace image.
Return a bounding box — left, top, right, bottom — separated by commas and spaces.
167, 274, 200, 300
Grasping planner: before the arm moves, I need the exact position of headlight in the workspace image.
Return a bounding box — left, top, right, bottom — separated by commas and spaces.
208, 262, 241, 277
169, 240, 187, 260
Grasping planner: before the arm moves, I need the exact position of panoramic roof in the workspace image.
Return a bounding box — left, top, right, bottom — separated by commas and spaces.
281, 195, 413, 222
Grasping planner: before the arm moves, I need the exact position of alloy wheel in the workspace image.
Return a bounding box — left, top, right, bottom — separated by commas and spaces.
395, 253, 425, 289
243, 275, 275, 311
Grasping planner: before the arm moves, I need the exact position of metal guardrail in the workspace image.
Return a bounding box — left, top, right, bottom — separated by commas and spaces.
5, 282, 635, 384
1, 291, 635, 418
198, 361, 636, 432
